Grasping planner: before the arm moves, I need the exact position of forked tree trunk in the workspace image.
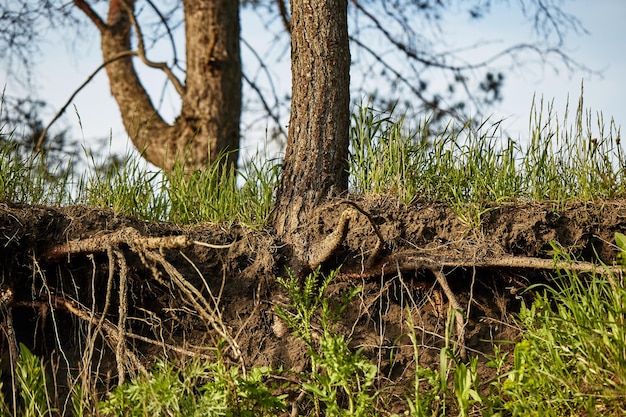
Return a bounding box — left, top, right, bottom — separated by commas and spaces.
88, 0, 241, 172
272, 0, 350, 270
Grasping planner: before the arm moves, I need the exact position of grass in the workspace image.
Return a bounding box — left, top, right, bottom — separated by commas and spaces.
499, 241, 626, 415
2, 90, 624, 228
349, 93, 623, 223
1, 90, 626, 415
99, 352, 287, 416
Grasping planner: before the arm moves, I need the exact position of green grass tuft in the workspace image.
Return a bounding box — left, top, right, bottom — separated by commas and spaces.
497, 243, 626, 415
349, 92, 624, 225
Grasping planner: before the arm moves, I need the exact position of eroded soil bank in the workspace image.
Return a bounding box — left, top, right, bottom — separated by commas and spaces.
1, 197, 624, 413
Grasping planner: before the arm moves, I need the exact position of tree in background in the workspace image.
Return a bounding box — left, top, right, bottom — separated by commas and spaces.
79, 0, 241, 172
3, 0, 241, 173
0, 0, 588, 171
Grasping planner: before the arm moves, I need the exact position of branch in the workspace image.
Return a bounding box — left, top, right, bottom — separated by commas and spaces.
274, 0, 290, 33
523, 0, 587, 46
144, 0, 182, 70
73, 0, 107, 32
35, 50, 136, 152
242, 72, 286, 139
351, 0, 463, 71
117, 0, 186, 96
350, 0, 593, 80
350, 35, 466, 123
240, 36, 288, 139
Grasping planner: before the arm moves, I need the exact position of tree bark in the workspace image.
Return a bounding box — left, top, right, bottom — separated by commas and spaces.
96, 0, 240, 172
271, 0, 351, 271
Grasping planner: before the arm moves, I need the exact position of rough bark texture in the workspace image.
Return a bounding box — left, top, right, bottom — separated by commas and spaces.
272, 0, 350, 269
98, 0, 240, 172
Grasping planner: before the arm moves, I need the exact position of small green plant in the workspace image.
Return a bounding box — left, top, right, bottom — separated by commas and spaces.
276, 267, 377, 416
405, 310, 445, 417
453, 357, 482, 417
0, 343, 93, 417
69, 383, 89, 417
14, 343, 56, 417
99, 347, 286, 416
495, 240, 626, 415
404, 307, 488, 417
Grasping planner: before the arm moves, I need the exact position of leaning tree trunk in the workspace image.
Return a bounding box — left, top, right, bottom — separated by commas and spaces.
78, 0, 241, 172
271, 0, 351, 273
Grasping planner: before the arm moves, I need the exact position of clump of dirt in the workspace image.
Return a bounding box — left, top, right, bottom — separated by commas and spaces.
0, 197, 624, 414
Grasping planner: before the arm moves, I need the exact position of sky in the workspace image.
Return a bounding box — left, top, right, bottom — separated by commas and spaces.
1, 1, 624, 164
455, 0, 626, 139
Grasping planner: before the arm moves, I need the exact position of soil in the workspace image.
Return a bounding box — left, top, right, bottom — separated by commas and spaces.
0, 196, 625, 414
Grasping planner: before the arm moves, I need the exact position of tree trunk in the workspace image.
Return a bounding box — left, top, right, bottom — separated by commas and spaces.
272, 0, 351, 271
98, 0, 240, 172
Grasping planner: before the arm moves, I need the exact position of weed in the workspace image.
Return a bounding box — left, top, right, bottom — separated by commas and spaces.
99, 347, 287, 417
495, 239, 626, 415
276, 267, 377, 416
11, 344, 55, 417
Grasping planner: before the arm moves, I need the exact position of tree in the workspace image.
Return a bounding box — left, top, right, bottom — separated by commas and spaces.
0, 1, 588, 172
271, 0, 350, 272
71, 0, 241, 172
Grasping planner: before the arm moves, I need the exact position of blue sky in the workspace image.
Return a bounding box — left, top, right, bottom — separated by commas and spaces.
2, 1, 624, 162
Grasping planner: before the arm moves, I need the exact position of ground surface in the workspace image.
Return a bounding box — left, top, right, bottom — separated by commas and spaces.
1, 196, 624, 413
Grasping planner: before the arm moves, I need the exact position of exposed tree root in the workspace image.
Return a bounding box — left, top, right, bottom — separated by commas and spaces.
15, 296, 212, 360
35, 216, 624, 379
341, 250, 624, 279
42, 226, 232, 263
431, 268, 466, 360
307, 200, 384, 271
0, 285, 19, 413
27, 295, 148, 378
38, 226, 242, 381
140, 247, 244, 364
339, 250, 623, 361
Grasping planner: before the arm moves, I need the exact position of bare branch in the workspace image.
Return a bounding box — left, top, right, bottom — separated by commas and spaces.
117, 0, 186, 96
72, 0, 106, 32
242, 72, 287, 139
350, 36, 423, 102
143, 0, 183, 71
240, 36, 287, 138
520, 0, 588, 46
274, 0, 290, 33
351, 0, 462, 71
35, 50, 137, 152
